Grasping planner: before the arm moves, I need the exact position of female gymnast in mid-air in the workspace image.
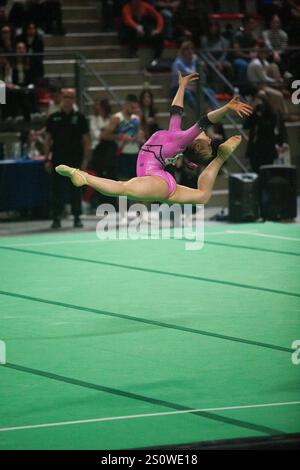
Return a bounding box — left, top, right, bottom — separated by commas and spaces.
56, 72, 253, 205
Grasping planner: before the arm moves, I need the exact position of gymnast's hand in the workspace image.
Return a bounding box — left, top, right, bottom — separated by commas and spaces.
178, 71, 199, 88
226, 96, 253, 118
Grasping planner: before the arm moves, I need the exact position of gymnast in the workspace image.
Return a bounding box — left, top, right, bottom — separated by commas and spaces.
56, 72, 253, 205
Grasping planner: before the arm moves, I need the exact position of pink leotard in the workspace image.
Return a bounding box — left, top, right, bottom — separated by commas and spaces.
136, 107, 211, 196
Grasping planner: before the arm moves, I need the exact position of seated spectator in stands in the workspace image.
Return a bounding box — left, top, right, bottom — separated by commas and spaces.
0, 24, 16, 57
12, 40, 32, 84
244, 90, 288, 172
263, 15, 288, 70
170, 40, 217, 111
90, 98, 111, 151
9, 41, 38, 121
222, 23, 235, 46
43, 0, 65, 35
139, 89, 159, 139
119, 0, 164, 66
154, 0, 179, 40
233, 15, 258, 86
201, 21, 233, 80
173, 0, 208, 47
0, 53, 12, 83
17, 22, 44, 84
23, 128, 44, 159
247, 42, 288, 116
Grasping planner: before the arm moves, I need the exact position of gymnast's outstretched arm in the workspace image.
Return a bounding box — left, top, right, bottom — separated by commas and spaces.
206, 96, 253, 124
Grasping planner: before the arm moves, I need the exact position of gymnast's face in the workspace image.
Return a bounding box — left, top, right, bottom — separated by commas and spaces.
191, 132, 212, 160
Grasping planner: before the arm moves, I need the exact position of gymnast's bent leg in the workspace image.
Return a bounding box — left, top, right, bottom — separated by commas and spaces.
168, 135, 242, 205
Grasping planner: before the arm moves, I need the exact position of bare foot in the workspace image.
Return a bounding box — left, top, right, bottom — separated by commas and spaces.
55, 164, 87, 187
217, 135, 242, 162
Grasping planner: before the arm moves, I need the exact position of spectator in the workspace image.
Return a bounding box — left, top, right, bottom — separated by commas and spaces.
0, 53, 12, 83
244, 90, 288, 172
89, 98, 117, 209
0, 54, 14, 120
47, 84, 78, 116
44, 88, 90, 229
154, 0, 180, 40
263, 15, 288, 66
233, 15, 258, 86
139, 89, 159, 139
201, 21, 233, 79
173, 0, 208, 47
120, 0, 164, 66
247, 42, 288, 115
101, 94, 142, 181
7, 41, 38, 121
47, 84, 61, 115
170, 41, 217, 111
23, 128, 44, 159
90, 98, 111, 151
17, 22, 44, 84
12, 41, 32, 85
0, 24, 15, 56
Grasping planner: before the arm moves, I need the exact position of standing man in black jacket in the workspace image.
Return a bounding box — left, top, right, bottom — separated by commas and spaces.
45, 88, 90, 229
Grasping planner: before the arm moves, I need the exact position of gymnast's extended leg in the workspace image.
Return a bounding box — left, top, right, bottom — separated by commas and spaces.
55, 165, 170, 201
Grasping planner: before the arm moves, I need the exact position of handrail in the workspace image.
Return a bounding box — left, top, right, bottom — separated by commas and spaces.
76, 54, 122, 107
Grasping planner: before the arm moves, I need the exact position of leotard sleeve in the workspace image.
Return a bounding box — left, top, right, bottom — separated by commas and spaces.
168, 105, 183, 131
197, 114, 213, 132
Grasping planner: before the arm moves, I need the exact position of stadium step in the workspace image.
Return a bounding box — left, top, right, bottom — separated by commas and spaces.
44, 32, 118, 47
86, 84, 165, 100
44, 58, 140, 75
63, 0, 97, 5
45, 71, 151, 88
62, 6, 100, 22
46, 45, 126, 59
63, 20, 101, 34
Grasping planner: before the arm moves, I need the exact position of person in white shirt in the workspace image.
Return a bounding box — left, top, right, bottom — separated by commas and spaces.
247, 43, 287, 115
262, 14, 289, 73
101, 94, 144, 181
90, 98, 111, 150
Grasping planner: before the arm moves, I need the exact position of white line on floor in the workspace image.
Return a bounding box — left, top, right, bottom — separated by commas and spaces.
0, 231, 231, 247
0, 229, 299, 248
0, 400, 299, 432
226, 230, 300, 242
